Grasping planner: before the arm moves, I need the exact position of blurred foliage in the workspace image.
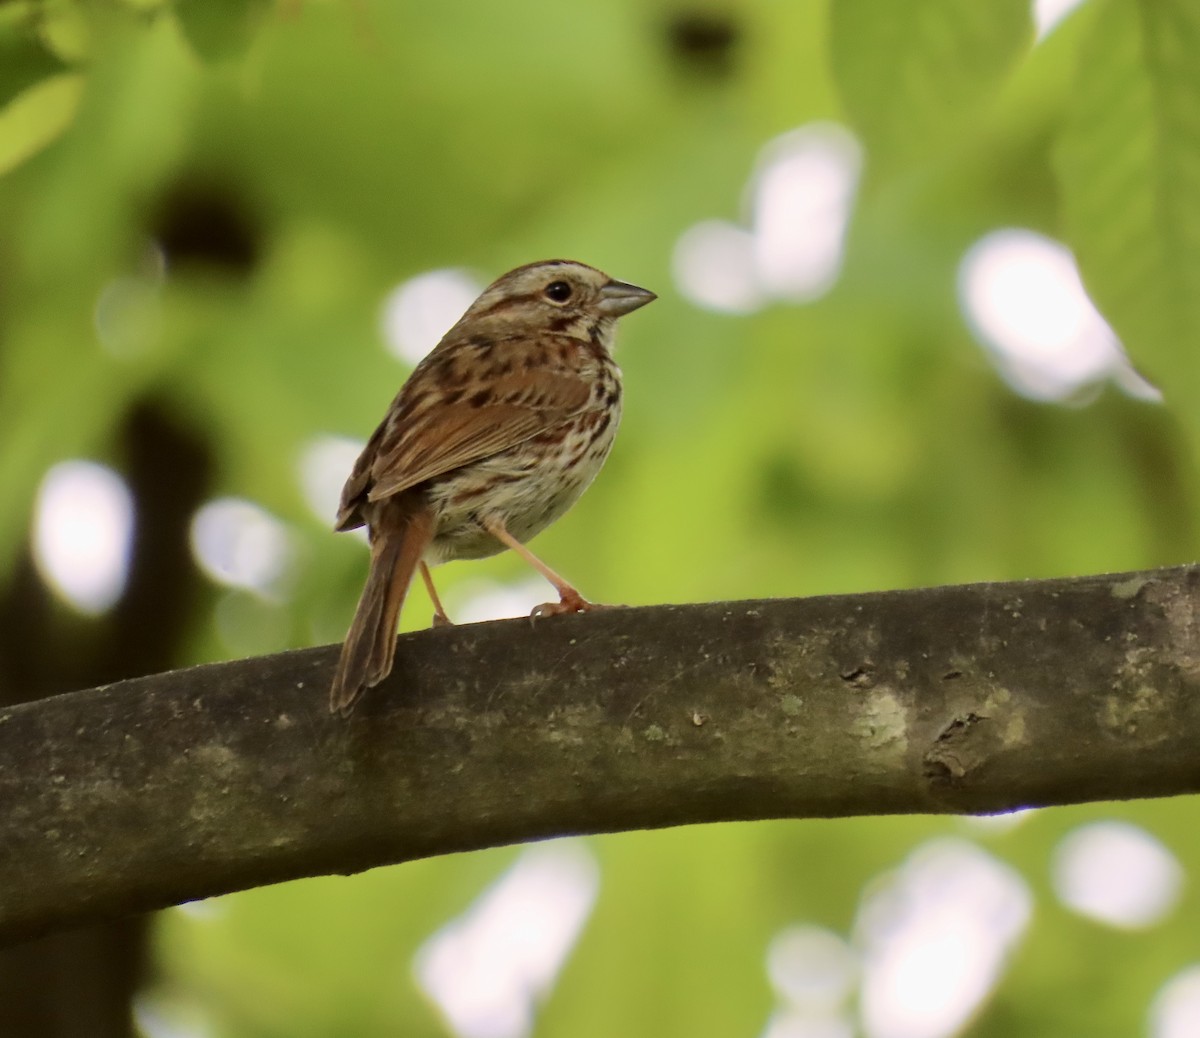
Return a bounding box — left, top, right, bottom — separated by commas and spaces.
2, 0, 1199, 1036
1057, 0, 1200, 422
830, 0, 1032, 177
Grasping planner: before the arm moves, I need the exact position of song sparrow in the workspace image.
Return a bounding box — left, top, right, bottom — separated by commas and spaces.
330, 259, 656, 714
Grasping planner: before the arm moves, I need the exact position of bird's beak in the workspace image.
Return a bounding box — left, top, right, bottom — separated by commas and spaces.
598, 279, 657, 316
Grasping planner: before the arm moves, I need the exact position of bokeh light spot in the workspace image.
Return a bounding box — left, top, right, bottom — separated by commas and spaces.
961, 808, 1036, 834
673, 220, 764, 314
133, 990, 213, 1038
761, 925, 859, 1038
415, 841, 599, 1038
33, 459, 135, 615
447, 576, 556, 625
1151, 964, 1200, 1038
958, 228, 1158, 402
1034, 0, 1088, 40
94, 276, 162, 359
761, 1011, 856, 1038
298, 434, 366, 528
674, 122, 860, 314
751, 124, 861, 301
190, 498, 293, 596
1053, 820, 1183, 928
768, 925, 859, 1011
171, 898, 228, 922
856, 838, 1032, 1038
382, 268, 483, 365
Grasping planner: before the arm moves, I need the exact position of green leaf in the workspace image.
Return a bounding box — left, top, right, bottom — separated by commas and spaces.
174, 0, 270, 62
0, 72, 83, 176
1056, 0, 1200, 406
829, 0, 1032, 175
0, 12, 69, 109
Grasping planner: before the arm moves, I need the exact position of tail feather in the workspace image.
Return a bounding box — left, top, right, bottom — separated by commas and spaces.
330, 504, 434, 715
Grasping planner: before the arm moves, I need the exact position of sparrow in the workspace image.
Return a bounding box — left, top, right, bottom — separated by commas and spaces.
330, 259, 655, 714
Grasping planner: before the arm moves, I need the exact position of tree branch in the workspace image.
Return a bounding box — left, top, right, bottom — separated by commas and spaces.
4, 564, 1200, 944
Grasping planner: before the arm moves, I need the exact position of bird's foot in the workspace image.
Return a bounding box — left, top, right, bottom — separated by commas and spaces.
530, 589, 608, 622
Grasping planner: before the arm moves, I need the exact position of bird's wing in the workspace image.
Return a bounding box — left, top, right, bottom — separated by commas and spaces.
368, 369, 592, 499
336, 335, 596, 529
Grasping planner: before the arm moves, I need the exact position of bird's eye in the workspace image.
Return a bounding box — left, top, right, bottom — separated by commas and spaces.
544, 280, 573, 303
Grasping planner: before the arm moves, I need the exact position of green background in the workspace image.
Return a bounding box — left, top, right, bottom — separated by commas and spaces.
2, 0, 1199, 1035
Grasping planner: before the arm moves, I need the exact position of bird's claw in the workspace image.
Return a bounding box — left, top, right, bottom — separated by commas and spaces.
529, 595, 613, 624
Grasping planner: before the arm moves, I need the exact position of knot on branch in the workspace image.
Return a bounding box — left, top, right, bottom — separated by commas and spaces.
924, 712, 991, 782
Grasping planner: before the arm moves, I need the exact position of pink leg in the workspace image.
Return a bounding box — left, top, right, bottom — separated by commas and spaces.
482, 517, 601, 619
420, 562, 454, 628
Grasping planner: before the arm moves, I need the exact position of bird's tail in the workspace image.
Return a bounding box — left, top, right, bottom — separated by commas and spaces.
330, 503, 435, 716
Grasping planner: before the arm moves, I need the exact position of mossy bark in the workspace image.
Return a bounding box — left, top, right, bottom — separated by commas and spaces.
4, 564, 1200, 944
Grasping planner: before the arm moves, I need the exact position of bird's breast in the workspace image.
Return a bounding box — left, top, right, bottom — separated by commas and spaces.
426, 367, 622, 563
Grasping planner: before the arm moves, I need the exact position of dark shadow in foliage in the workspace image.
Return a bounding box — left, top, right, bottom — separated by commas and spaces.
0, 400, 214, 1038
151, 177, 262, 276
664, 9, 741, 79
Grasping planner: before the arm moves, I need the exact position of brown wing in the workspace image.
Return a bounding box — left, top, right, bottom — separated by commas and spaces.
368, 368, 592, 499
336, 334, 595, 530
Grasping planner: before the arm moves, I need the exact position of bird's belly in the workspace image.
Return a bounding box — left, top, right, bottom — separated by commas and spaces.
425, 409, 619, 563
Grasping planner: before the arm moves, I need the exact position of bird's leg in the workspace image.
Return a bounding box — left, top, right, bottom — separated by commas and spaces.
482, 516, 601, 619
420, 561, 455, 628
